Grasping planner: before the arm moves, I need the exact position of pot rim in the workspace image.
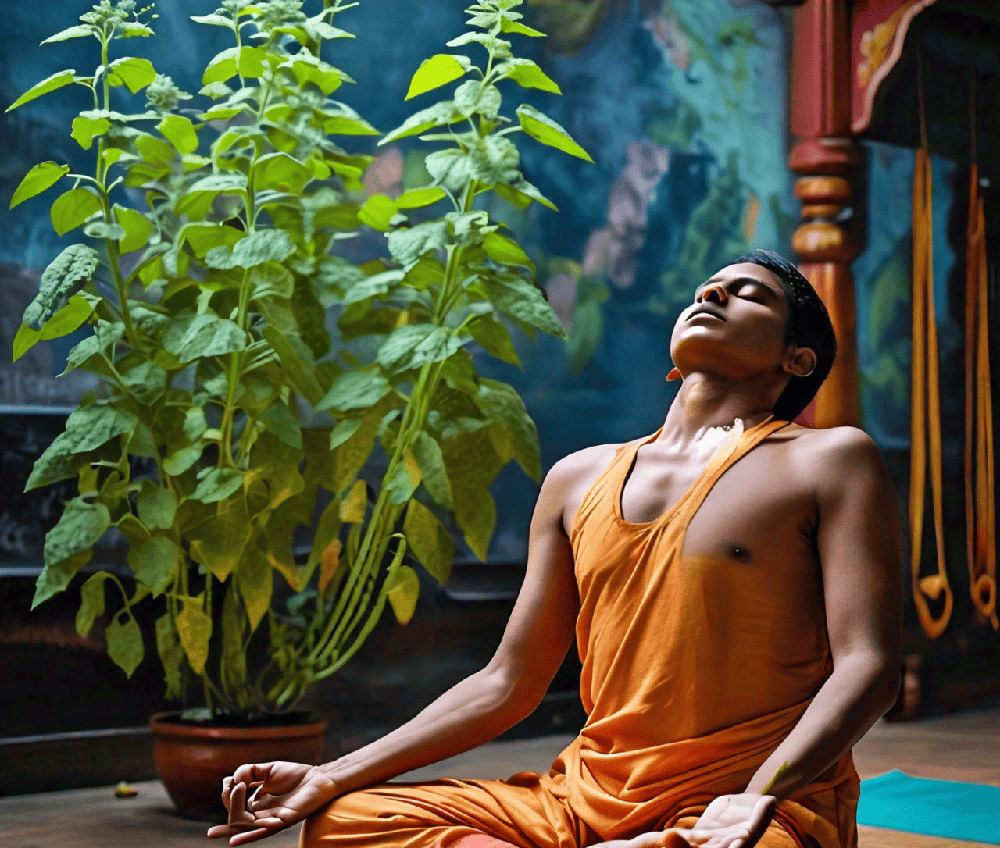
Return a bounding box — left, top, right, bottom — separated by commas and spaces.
150, 711, 327, 740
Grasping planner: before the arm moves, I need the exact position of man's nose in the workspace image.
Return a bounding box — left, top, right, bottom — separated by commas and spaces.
697, 281, 727, 304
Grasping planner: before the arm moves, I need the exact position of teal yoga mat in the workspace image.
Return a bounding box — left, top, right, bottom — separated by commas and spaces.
858, 770, 1000, 844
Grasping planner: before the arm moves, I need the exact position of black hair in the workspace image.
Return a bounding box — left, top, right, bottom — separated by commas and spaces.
730, 248, 838, 421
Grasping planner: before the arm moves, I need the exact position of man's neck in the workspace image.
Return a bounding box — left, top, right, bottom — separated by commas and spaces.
658, 372, 778, 449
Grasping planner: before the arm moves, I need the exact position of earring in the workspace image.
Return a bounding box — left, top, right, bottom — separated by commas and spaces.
666, 367, 681, 382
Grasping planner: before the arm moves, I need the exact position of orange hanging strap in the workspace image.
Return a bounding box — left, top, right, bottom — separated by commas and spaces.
910, 109, 952, 638
965, 162, 998, 629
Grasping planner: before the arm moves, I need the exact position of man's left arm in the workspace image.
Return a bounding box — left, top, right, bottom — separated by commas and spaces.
743, 426, 903, 800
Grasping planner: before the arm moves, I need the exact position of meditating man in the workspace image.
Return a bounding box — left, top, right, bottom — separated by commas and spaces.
209, 249, 902, 848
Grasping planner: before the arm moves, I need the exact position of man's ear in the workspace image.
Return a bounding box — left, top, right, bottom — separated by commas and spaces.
784, 345, 817, 378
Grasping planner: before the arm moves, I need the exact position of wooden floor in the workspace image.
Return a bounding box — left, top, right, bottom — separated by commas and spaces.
2, 707, 998, 848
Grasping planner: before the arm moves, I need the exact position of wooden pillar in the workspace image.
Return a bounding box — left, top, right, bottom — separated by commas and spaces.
789, 0, 861, 428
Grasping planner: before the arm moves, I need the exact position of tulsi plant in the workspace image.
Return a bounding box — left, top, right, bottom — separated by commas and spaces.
8, 0, 588, 719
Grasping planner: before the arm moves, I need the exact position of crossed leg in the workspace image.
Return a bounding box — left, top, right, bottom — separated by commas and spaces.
300, 774, 596, 848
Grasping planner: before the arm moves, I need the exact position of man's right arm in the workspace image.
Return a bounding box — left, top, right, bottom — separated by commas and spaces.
312, 455, 582, 795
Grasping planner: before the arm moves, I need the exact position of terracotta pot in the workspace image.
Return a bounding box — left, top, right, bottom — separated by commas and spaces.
150, 711, 327, 820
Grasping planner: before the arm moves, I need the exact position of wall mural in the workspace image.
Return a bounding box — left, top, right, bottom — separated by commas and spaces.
0, 0, 797, 564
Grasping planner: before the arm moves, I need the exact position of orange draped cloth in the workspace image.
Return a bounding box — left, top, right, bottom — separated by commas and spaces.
302, 420, 859, 848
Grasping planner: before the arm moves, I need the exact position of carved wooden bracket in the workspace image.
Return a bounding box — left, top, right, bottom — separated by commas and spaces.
851, 0, 939, 134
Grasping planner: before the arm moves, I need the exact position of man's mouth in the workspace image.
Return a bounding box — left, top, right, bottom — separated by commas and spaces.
687, 306, 726, 322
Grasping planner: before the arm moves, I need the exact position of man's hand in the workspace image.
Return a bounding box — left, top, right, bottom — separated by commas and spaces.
586, 793, 777, 848
206, 761, 339, 846
680, 793, 777, 848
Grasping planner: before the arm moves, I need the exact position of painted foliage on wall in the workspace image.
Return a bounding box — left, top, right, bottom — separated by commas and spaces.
0, 0, 796, 562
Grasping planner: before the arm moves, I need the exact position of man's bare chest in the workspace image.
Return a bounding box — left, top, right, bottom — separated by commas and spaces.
619, 441, 817, 566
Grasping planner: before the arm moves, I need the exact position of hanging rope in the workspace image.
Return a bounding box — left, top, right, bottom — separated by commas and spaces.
910, 38, 952, 639
963, 63, 997, 629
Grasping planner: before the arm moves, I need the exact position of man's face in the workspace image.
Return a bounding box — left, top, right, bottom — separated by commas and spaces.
669, 262, 792, 379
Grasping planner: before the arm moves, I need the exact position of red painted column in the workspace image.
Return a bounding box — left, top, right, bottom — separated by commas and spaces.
789, 0, 861, 429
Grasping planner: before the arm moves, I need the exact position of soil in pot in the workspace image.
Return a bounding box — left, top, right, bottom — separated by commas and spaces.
150, 711, 327, 821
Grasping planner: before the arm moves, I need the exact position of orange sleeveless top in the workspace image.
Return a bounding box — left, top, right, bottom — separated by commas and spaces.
544, 419, 860, 847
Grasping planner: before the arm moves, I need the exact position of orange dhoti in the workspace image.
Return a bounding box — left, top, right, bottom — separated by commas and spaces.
303, 421, 860, 848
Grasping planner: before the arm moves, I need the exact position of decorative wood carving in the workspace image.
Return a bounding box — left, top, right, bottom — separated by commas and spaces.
851, 0, 939, 134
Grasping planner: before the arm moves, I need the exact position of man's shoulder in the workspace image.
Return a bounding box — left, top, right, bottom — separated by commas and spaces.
776, 423, 886, 481
548, 441, 623, 484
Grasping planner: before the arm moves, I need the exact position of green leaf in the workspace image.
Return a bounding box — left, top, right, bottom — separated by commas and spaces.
385, 449, 422, 505
404, 499, 454, 584
386, 561, 419, 625
191, 13, 236, 29
162, 313, 246, 363
137, 481, 177, 530
107, 57, 157, 94
155, 613, 185, 699
358, 194, 398, 232
250, 262, 294, 302
106, 615, 144, 678
318, 368, 391, 412
40, 25, 93, 45
43, 498, 110, 568
262, 326, 324, 407
32, 549, 92, 610
442, 429, 501, 560
115, 205, 154, 253
494, 178, 558, 212
425, 148, 471, 194
129, 536, 180, 596
76, 572, 108, 637
260, 401, 302, 450
405, 54, 471, 100
380, 101, 460, 146
485, 276, 567, 339
495, 58, 560, 93
252, 152, 311, 194
176, 597, 212, 674
22, 243, 100, 330
220, 583, 247, 695
321, 103, 378, 136
499, 17, 546, 37
238, 549, 273, 629
179, 222, 243, 257
202, 46, 266, 85
164, 445, 203, 476
191, 468, 245, 504
71, 115, 111, 149
386, 221, 448, 268
411, 430, 453, 508
378, 324, 462, 375
516, 104, 593, 162
14, 293, 95, 362
27, 404, 136, 490
205, 230, 296, 270
158, 114, 198, 154
476, 378, 541, 480
83, 219, 127, 240
121, 360, 166, 403
6, 70, 77, 112
10, 161, 70, 208
285, 53, 345, 96
50, 187, 103, 236
187, 495, 251, 581
396, 186, 447, 209
465, 314, 521, 367
483, 231, 533, 268
340, 478, 368, 523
